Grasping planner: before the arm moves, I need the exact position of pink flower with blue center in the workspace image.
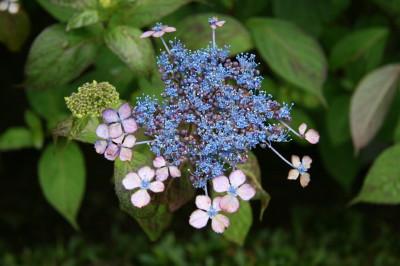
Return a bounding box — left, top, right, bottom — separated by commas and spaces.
153, 156, 181, 181
189, 195, 230, 233
102, 103, 138, 139
212, 170, 256, 213
140, 23, 176, 38
288, 155, 312, 187
122, 166, 165, 208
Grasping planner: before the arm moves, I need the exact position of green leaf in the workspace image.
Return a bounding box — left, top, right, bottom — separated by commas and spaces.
114, 145, 172, 240
110, 0, 191, 27
350, 64, 400, 153
53, 116, 99, 144
0, 9, 30, 52
131, 71, 164, 104
25, 24, 99, 90
176, 13, 253, 55
329, 28, 388, 77
36, 0, 97, 22
395, 117, 400, 143
25, 110, 44, 149
66, 9, 100, 31
38, 142, 86, 229
237, 152, 270, 220
272, 0, 349, 36
326, 95, 351, 146
352, 144, 400, 204
223, 201, 252, 246
0, 128, 34, 151
247, 18, 327, 100
104, 26, 155, 75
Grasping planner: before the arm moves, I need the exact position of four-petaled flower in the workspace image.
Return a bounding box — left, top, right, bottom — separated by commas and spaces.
102, 103, 138, 139
140, 23, 176, 38
288, 155, 312, 187
298, 123, 320, 144
122, 166, 165, 208
212, 170, 256, 213
153, 156, 181, 181
189, 195, 230, 233
208, 16, 225, 29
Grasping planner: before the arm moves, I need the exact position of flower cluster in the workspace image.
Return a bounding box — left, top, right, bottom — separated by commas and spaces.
88, 18, 320, 233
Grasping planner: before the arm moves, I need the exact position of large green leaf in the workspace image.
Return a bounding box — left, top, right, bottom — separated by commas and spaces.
237, 152, 270, 220
350, 64, 400, 152
223, 201, 252, 246
247, 18, 327, 100
104, 26, 155, 75
395, 117, 400, 143
0, 9, 30, 52
25, 24, 98, 90
352, 144, 400, 204
25, 110, 44, 149
110, 0, 191, 27
38, 142, 86, 229
53, 116, 99, 144
37, 0, 97, 22
326, 95, 351, 146
0, 128, 34, 151
176, 13, 253, 55
114, 145, 172, 240
66, 9, 100, 31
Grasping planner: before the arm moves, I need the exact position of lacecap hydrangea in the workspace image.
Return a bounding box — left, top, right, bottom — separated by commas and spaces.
93, 17, 319, 233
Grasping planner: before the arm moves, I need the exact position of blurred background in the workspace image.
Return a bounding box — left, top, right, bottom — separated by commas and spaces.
1, 0, 400, 265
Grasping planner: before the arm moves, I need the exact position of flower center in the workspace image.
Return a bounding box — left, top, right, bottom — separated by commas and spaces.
227, 185, 237, 196
297, 164, 307, 174
140, 180, 150, 189
207, 207, 218, 218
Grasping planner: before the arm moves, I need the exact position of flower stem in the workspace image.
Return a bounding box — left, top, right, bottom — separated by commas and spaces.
267, 142, 294, 168
280, 120, 302, 138
160, 37, 171, 54
212, 29, 216, 48
135, 140, 153, 145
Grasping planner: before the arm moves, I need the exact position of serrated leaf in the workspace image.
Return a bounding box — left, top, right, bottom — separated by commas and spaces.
53, 116, 99, 144
66, 9, 100, 31
0, 127, 33, 151
0, 9, 30, 52
163, 165, 194, 212
352, 144, 400, 204
25, 110, 44, 149
176, 13, 253, 55
38, 142, 86, 229
223, 201, 252, 246
114, 145, 172, 240
110, 0, 191, 27
237, 152, 270, 220
247, 18, 327, 100
25, 24, 98, 90
350, 64, 400, 152
104, 26, 155, 75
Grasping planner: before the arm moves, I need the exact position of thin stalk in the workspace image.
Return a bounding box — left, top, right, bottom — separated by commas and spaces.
267, 143, 294, 168
212, 28, 216, 48
280, 120, 302, 138
160, 37, 171, 54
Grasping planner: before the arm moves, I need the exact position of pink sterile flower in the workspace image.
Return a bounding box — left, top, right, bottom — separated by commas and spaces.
208, 17, 226, 29
288, 155, 312, 188
95, 124, 136, 161
140, 23, 176, 38
189, 195, 230, 233
298, 123, 320, 144
102, 103, 138, 139
152, 156, 181, 181
122, 166, 165, 208
212, 170, 256, 213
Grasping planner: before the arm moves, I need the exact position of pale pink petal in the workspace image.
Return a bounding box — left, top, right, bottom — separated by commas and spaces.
149, 181, 165, 193
189, 210, 209, 229
96, 124, 109, 139
212, 196, 222, 211
122, 172, 141, 190
220, 195, 239, 213
9, 3, 19, 14
153, 156, 166, 168
102, 109, 119, 123
109, 123, 123, 139
118, 103, 132, 120
112, 134, 124, 144
94, 140, 107, 154
163, 26, 176, 32
302, 156, 312, 169
211, 214, 229, 233
212, 175, 229, 193
300, 173, 311, 188
210, 24, 217, 29
104, 143, 119, 161
0, 2, 8, 11
305, 129, 320, 144
298, 123, 307, 135
215, 21, 225, 27
122, 135, 136, 148
229, 170, 246, 187
291, 155, 301, 168
122, 118, 138, 134
169, 166, 181, 178
138, 166, 155, 181
130, 189, 151, 208
140, 30, 155, 38
119, 147, 132, 161
237, 183, 256, 200
153, 31, 165, 37
195, 195, 211, 210
155, 167, 169, 181
288, 169, 300, 180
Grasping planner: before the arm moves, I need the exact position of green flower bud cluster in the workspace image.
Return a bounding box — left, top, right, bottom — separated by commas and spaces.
65, 81, 120, 118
